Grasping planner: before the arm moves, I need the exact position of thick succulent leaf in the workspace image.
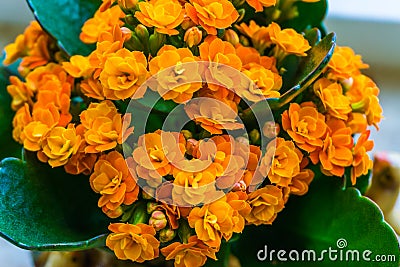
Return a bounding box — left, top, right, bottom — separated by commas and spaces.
26, 0, 100, 56
232, 174, 399, 266
0, 151, 110, 250
0, 60, 22, 159
268, 32, 336, 109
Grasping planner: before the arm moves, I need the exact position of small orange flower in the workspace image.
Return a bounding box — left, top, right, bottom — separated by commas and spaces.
12, 104, 32, 144
80, 5, 125, 44
106, 223, 160, 263
290, 168, 314, 196
314, 78, 352, 121
37, 124, 82, 168
269, 22, 311, 56
245, 185, 285, 225
185, 0, 239, 35
184, 97, 244, 134
282, 102, 327, 153
346, 112, 367, 134
149, 45, 202, 103
260, 138, 302, 187
236, 44, 277, 72
188, 196, 241, 247
246, 0, 276, 12
79, 100, 123, 153
161, 235, 217, 267
62, 55, 93, 78
64, 142, 98, 175
351, 131, 374, 185
135, 0, 184, 35
90, 151, 139, 218
79, 78, 105, 100
99, 48, 148, 100
327, 46, 369, 80
7, 76, 34, 111
310, 119, 353, 177
199, 37, 242, 70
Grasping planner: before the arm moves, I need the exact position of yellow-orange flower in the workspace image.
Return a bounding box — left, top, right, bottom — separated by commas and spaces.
184, 97, 244, 134
260, 138, 302, 187
282, 102, 327, 152
346, 112, 367, 134
236, 44, 277, 72
245, 185, 284, 225
133, 130, 186, 184
327, 46, 369, 80
269, 22, 311, 56
310, 119, 353, 177
161, 235, 217, 267
12, 104, 32, 144
188, 196, 242, 247
64, 141, 98, 175
314, 78, 352, 120
290, 167, 314, 196
149, 45, 202, 103
37, 124, 82, 168
79, 78, 105, 100
246, 0, 276, 12
106, 223, 160, 262
351, 130, 374, 185
99, 48, 148, 100
90, 151, 139, 218
185, 0, 239, 35
135, 0, 185, 35
3, 21, 50, 71
79, 100, 123, 153
62, 55, 93, 78
80, 5, 125, 44
7, 76, 34, 111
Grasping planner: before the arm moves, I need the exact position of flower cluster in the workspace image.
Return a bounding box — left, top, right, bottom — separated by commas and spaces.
3, 0, 382, 266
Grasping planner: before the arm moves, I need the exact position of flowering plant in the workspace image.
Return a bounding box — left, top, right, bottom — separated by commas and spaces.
0, 0, 398, 266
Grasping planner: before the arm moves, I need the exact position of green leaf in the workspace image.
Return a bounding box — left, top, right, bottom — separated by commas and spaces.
0, 60, 22, 160
26, 0, 101, 56
0, 151, 110, 251
281, 0, 328, 33
232, 174, 399, 266
268, 32, 336, 109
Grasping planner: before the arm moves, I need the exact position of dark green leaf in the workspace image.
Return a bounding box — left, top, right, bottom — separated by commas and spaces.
26, 0, 101, 56
0, 59, 22, 160
304, 28, 322, 47
232, 174, 399, 266
136, 90, 178, 114
0, 151, 110, 251
268, 32, 336, 109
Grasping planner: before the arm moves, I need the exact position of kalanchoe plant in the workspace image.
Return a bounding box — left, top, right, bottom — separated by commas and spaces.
0, 0, 398, 266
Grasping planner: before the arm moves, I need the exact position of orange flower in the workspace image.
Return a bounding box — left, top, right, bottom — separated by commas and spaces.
12, 104, 32, 144
310, 119, 353, 177
90, 151, 139, 218
184, 97, 244, 134
149, 45, 202, 103
346, 112, 367, 134
246, 0, 276, 12
314, 78, 352, 120
80, 5, 125, 44
106, 223, 160, 263
7, 76, 34, 111
259, 138, 302, 187
327, 46, 369, 80
135, 0, 185, 35
62, 55, 93, 78
161, 235, 217, 267
269, 22, 311, 56
99, 48, 148, 100
240, 63, 282, 102
245, 185, 284, 225
37, 124, 82, 168
282, 102, 327, 152
236, 44, 277, 71
185, 0, 239, 35
132, 130, 186, 184
197, 85, 241, 113
64, 142, 98, 175
79, 100, 123, 153
79, 78, 105, 100
3, 21, 50, 71
188, 196, 241, 247
351, 131, 374, 185
290, 168, 314, 196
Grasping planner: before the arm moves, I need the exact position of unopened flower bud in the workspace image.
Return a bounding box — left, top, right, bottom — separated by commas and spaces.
118, 0, 137, 10
262, 121, 280, 139
223, 29, 239, 46
181, 15, 196, 30
120, 27, 132, 41
135, 24, 149, 43
181, 130, 193, 140
159, 228, 176, 243
341, 77, 354, 91
186, 138, 198, 156
232, 180, 247, 192
239, 35, 250, 47
149, 31, 167, 56
147, 202, 159, 214
184, 27, 202, 48
149, 211, 167, 231
249, 129, 260, 144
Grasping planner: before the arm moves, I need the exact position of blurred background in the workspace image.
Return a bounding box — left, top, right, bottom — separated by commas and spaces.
0, 0, 399, 266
